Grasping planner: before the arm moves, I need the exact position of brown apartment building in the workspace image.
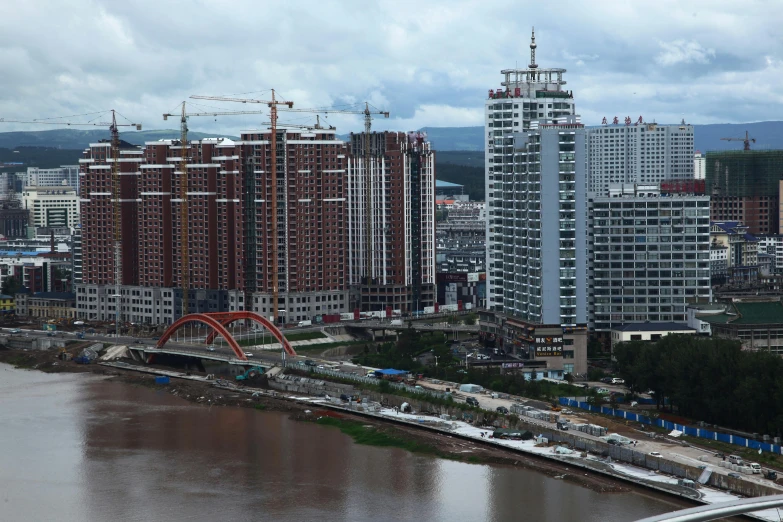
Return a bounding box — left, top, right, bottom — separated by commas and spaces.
75, 128, 436, 325
242, 128, 350, 324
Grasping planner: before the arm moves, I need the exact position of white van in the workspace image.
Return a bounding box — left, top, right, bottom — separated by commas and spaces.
749, 462, 762, 474
297, 320, 312, 327
728, 455, 744, 466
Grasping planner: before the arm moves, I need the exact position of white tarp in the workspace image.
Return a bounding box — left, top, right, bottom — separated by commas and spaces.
669, 429, 683, 438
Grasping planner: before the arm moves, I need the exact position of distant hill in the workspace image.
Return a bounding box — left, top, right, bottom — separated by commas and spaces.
418, 121, 783, 153
2, 121, 781, 153
0, 129, 239, 150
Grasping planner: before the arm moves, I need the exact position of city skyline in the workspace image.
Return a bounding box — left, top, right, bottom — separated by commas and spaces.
1, 1, 781, 136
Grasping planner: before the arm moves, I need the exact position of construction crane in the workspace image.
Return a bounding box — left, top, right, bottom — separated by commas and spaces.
1, 111, 141, 338
189, 91, 293, 325
721, 131, 756, 151
278, 103, 389, 283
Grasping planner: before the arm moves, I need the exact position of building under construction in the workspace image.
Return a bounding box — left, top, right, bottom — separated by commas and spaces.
347, 131, 436, 313
706, 150, 783, 235
75, 127, 436, 324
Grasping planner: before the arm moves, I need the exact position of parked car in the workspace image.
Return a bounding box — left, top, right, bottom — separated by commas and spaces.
611, 378, 625, 385
496, 406, 509, 414
596, 387, 610, 395
649, 452, 662, 457
245, 353, 254, 358
600, 377, 612, 384
728, 472, 741, 479
561, 409, 573, 415
466, 397, 480, 407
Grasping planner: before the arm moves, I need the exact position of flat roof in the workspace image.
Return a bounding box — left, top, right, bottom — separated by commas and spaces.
613, 322, 695, 333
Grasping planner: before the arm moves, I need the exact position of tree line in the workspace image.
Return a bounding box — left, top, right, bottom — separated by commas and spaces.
614, 335, 783, 436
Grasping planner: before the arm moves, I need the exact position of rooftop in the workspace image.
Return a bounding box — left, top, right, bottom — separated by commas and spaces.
613, 322, 695, 333
26, 292, 76, 301
702, 301, 783, 325
436, 180, 464, 188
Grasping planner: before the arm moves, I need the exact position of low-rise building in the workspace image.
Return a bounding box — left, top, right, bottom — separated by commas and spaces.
701, 298, 783, 355
0, 294, 14, 314
610, 322, 696, 350
15, 291, 76, 320
685, 303, 728, 336
478, 310, 587, 380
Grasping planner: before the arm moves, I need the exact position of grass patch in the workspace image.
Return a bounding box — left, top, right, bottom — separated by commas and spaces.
316, 417, 439, 454
253, 404, 267, 411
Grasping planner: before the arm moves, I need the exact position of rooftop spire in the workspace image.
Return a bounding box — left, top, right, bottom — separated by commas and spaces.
529, 27, 538, 69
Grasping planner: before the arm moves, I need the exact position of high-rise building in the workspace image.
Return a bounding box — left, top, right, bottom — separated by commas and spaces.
587, 185, 711, 332
242, 128, 350, 324
705, 150, 783, 235
586, 122, 694, 195
485, 30, 585, 326
347, 131, 436, 313
694, 152, 705, 180
76, 138, 244, 323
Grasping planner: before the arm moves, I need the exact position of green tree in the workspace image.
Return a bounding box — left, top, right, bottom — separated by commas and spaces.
1, 276, 20, 296
463, 313, 477, 326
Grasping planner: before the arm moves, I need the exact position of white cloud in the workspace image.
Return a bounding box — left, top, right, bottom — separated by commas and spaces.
0, 0, 781, 138
655, 40, 716, 66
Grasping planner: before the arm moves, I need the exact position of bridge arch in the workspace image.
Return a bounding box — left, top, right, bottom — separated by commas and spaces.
157, 313, 250, 361
204, 311, 297, 356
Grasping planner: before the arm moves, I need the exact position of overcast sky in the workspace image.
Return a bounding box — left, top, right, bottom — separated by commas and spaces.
1, 0, 780, 135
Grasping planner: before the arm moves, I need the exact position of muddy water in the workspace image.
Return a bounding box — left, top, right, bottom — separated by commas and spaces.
0, 364, 685, 521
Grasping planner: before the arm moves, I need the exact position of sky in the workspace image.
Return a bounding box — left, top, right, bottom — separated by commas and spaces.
1, 0, 781, 135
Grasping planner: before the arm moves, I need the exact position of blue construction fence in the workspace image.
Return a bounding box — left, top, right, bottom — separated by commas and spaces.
559, 397, 783, 455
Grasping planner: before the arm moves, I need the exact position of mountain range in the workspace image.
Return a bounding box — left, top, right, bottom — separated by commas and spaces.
1, 121, 781, 153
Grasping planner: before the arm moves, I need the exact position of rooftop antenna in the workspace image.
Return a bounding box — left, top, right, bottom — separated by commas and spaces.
529, 27, 538, 69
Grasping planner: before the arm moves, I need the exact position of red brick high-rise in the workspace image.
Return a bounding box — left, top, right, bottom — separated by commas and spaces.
242, 128, 349, 324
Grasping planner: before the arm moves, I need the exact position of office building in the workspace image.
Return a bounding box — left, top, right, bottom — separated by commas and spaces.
21, 186, 80, 229
586, 122, 694, 196
26, 166, 80, 192
587, 185, 711, 332
485, 30, 586, 326
706, 150, 783, 235
347, 131, 436, 313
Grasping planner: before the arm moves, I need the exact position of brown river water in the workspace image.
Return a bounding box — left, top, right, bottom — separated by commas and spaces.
0, 363, 687, 522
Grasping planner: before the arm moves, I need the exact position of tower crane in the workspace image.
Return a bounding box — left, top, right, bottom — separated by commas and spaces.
721, 131, 756, 151
189, 91, 293, 325
1, 111, 141, 338
277, 103, 390, 284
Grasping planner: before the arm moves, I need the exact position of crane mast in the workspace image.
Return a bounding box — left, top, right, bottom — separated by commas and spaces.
110, 110, 122, 339
179, 103, 190, 317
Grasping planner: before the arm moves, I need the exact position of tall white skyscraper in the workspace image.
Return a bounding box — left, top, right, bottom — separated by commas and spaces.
485, 30, 587, 325
694, 151, 705, 180
586, 123, 694, 196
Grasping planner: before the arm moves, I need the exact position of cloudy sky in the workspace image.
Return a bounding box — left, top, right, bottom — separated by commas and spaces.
1, 0, 781, 135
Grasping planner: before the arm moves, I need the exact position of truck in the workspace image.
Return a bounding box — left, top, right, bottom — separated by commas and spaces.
236, 366, 265, 381
390, 319, 403, 326
297, 320, 312, 327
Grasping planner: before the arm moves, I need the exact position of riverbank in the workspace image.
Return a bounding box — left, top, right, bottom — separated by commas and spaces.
0, 348, 633, 494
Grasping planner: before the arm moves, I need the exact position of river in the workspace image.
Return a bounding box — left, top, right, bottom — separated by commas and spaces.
0, 364, 687, 521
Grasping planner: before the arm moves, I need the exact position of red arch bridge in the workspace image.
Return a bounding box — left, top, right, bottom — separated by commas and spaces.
153, 312, 297, 362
